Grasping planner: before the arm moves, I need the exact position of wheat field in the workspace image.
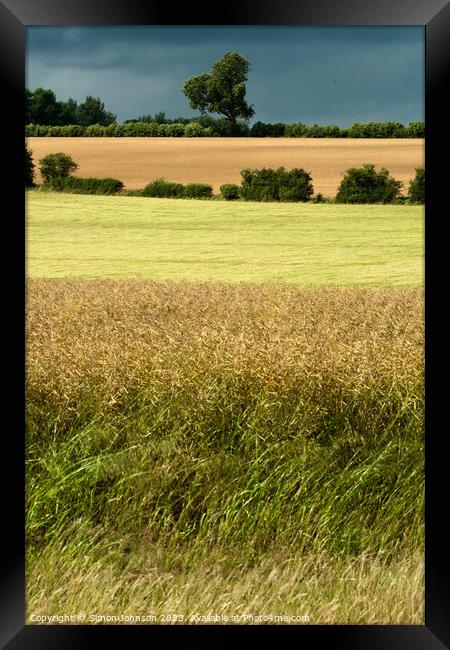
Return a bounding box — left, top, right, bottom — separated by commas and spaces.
26, 280, 424, 624
27, 137, 424, 196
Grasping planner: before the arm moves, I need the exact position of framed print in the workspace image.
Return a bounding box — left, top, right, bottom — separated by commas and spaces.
1, 0, 449, 647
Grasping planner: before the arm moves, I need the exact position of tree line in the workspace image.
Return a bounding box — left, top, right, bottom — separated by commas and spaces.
26, 51, 424, 137
25, 118, 424, 139
26, 88, 116, 126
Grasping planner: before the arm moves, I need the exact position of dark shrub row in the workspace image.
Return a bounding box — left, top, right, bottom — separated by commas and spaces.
255, 120, 424, 138
25, 122, 213, 138
184, 183, 213, 199
30, 151, 425, 204
335, 165, 424, 205
335, 164, 403, 204
240, 167, 314, 202
220, 184, 240, 200
142, 179, 185, 198
47, 176, 124, 195
142, 179, 213, 199
26, 120, 425, 139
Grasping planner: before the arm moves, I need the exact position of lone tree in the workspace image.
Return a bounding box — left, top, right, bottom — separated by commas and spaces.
183, 51, 254, 134
39, 152, 78, 184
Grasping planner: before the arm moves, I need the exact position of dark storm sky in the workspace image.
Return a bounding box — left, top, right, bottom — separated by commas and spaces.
26, 26, 424, 126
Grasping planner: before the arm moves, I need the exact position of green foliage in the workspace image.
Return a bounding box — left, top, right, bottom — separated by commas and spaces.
26, 88, 116, 126
336, 164, 403, 204
408, 168, 425, 204
48, 176, 124, 195
157, 123, 185, 137
307, 124, 344, 137
184, 122, 207, 137
39, 152, 78, 183
250, 121, 286, 137
183, 51, 254, 133
220, 183, 240, 200
285, 123, 309, 137
404, 122, 425, 138
74, 95, 116, 126
240, 167, 314, 202
59, 97, 79, 125
347, 122, 406, 138
26, 88, 61, 126
25, 109, 425, 140
183, 183, 213, 199
25, 143, 35, 187
142, 179, 185, 198
60, 124, 85, 137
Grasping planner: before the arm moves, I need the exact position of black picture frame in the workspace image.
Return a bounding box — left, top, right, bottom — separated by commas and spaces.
2, 1, 449, 647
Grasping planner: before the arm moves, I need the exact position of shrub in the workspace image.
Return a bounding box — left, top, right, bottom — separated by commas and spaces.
335, 163, 403, 204
47, 125, 63, 136
84, 124, 107, 137
142, 178, 185, 198
47, 176, 124, 195
184, 122, 206, 137
183, 183, 213, 199
159, 123, 185, 137
61, 124, 85, 137
39, 152, 78, 183
347, 122, 405, 138
279, 168, 314, 202
306, 124, 344, 138
408, 168, 425, 204
404, 121, 425, 138
34, 125, 49, 136
240, 167, 314, 202
250, 121, 286, 137
220, 183, 240, 200
25, 143, 35, 187
285, 123, 308, 138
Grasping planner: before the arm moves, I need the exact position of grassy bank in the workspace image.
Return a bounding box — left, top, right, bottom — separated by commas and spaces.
26, 192, 423, 285
26, 280, 424, 623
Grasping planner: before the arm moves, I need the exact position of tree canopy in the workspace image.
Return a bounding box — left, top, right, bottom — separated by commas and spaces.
26, 88, 116, 126
182, 51, 254, 133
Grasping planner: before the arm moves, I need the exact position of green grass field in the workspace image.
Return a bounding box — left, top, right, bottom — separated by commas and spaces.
26, 191, 423, 285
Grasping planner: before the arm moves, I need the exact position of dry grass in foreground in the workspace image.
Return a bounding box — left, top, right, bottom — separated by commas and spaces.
26, 280, 424, 624
27, 546, 423, 625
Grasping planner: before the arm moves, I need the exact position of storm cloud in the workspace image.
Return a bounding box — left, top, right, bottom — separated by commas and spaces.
26, 26, 424, 125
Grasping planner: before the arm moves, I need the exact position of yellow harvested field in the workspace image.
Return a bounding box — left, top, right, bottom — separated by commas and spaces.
27, 137, 424, 196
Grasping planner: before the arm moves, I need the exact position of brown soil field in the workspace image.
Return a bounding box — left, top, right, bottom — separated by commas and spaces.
27, 137, 424, 197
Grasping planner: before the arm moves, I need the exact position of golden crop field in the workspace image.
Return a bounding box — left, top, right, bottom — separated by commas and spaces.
27, 137, 424, 196
27, 280, 424, 623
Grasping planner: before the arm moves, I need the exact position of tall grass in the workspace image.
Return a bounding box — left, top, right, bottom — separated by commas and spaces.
26, 280, 424, 623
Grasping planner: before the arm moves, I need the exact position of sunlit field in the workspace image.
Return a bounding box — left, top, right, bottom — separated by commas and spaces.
27, 136, 424, 196
26, 191, 423, 285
